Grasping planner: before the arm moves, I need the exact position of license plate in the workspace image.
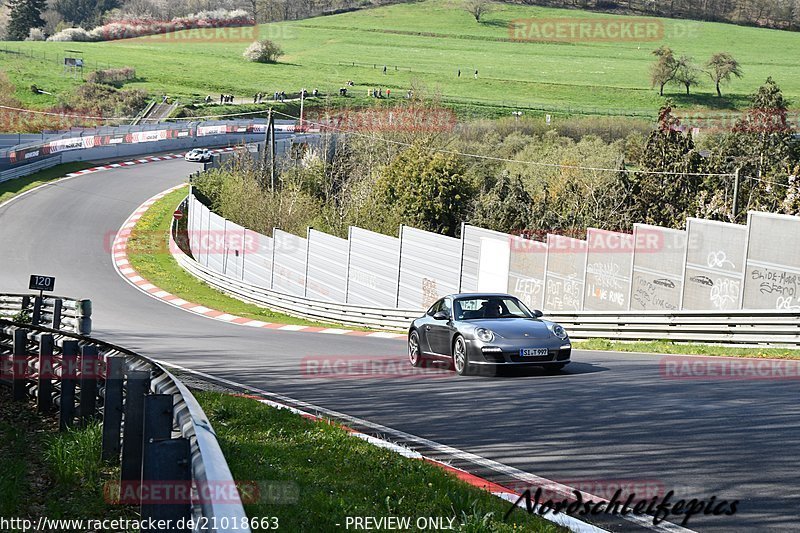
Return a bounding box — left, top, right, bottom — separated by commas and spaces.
520, 348, 549, 357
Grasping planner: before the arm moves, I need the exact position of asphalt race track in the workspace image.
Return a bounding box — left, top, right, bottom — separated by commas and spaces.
1, 159, 798, 532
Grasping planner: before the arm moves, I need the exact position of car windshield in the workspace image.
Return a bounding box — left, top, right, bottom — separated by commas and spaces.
454, 297, 535, 320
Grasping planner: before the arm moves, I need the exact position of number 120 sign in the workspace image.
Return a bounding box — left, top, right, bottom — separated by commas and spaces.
29, 275, 56, 292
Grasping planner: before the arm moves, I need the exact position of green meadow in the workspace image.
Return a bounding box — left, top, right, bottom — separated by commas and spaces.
2, 0, 800, 117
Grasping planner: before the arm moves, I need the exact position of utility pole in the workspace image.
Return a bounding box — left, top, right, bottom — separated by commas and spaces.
732, 167, 741, 219
299, 88, 305, 132
270, 110, 276, 190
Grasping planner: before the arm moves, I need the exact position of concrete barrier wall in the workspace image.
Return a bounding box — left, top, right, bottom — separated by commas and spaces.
183, 192, 800, 313
397, 226, 462, 309
583, 228, 634, 311
543, 234, 587, 312
507, 235, 547, 311
682, 218, 747, 311
630, 224, 686, 311
306, 229, 348, 303
346, 226, 401, 307
743, 212, 800, 311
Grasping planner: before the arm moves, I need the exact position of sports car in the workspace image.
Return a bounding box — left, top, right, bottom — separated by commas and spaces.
407, 293, 571, 375
184, 148, 212, 163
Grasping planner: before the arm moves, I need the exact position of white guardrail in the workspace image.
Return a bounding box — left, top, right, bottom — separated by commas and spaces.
169, 213, 800, 346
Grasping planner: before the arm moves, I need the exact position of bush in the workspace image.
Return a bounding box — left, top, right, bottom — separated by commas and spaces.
86, 67, 136, 86
89, 9, 253, 42
243, 40, 284, 64
47, 27, 94, 42
26, 28, 46, 41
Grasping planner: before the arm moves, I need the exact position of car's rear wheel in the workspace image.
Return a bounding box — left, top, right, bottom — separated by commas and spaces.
453, 335, 471, 376
408, 330, 423, 367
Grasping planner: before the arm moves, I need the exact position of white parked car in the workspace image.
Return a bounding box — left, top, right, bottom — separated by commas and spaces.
184, 148, 212, 163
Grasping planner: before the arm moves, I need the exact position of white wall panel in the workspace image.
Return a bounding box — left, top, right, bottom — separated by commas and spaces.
272, 229, 307, 296
306, 229, 348, 302
398, 226, 461, 309
347, 226, 400, 307
460, 225, 510, 293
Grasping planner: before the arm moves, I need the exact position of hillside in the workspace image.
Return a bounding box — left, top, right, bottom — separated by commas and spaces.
1, 0, 799, 117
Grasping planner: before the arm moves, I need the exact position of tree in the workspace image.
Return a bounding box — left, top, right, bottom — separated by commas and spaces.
52, 0, 119, 28
650, 46, 679, 96
673, 55, 701, 95
471, 172, 533, 232
626, 104, 705, 227
6, 0, 46, 40
463, 0, 493, 22
372, 143, 472, 236
705, 52, 742, 97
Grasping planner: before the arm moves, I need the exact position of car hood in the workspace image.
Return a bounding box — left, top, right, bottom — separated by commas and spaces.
464, 318, 553, 340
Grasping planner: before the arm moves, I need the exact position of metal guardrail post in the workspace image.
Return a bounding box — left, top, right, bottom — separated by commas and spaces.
76, 299, 92, 335
141, 438, 191, 532
12, 328, 29, 401
37, 333, 54, 413
102, 356, 125, 462
51, 298, 62, 330
60, 340, 79, 430
31, 296, 42, 326
121, 369, 151, 481
79, 345, 100, 425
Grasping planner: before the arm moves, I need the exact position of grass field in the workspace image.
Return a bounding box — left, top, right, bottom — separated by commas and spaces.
1, 0, 799, 117
196, 391, 562, 532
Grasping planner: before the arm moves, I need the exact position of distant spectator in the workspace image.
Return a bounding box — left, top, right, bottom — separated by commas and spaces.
387, 89, 391, 97
313, 88, 319, 97
474, 69, 478, 79
220, 94, 224, 104
383, 65, 387, 74
458, 69, 461, 77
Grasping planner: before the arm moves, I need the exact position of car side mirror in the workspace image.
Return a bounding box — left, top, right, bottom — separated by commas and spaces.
433, 311, 450, 321
533, 309, 544, 318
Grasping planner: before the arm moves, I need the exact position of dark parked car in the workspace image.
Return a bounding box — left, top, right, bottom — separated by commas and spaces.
408, 293, 571, 375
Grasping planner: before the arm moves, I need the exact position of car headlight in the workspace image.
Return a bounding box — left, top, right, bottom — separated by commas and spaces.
551, 324, 568, 340
475, 328, 494, 342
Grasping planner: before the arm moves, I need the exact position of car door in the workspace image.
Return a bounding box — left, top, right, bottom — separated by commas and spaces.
419, 299, 441, 354
426, 297, 453, 356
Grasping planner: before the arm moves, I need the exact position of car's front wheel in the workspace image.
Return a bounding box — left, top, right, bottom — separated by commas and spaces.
453, 335, 471, 376
408, 330, 423, 367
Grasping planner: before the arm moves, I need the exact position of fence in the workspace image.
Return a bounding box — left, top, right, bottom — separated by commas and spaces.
183, 189, 800, 314
0, 295, 249, 532
0, 119, 302, 182
0, 293, 92, 334
171, 212, 800, 345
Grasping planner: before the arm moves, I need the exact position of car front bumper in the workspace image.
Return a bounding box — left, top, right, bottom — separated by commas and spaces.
466, 338, 571, 366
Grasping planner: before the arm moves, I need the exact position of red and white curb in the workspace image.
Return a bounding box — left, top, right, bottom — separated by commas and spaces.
64, 147, 236, 178
112, 186, 406, 340
158, 360, 613, 533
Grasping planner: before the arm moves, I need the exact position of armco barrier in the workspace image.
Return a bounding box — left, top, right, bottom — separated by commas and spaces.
0, 295, 249, 533
169, 212, 800, 345
0, 293, 91, 334
0, 119, 300, 182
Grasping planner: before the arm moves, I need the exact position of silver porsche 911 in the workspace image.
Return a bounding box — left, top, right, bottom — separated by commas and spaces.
407, 293, 571, 375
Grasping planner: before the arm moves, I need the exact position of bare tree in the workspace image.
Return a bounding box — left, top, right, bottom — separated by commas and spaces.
673, 55, 701, 95
650, 46, 680, 96
705, 52, 743, 97
463, 0, 493, 22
